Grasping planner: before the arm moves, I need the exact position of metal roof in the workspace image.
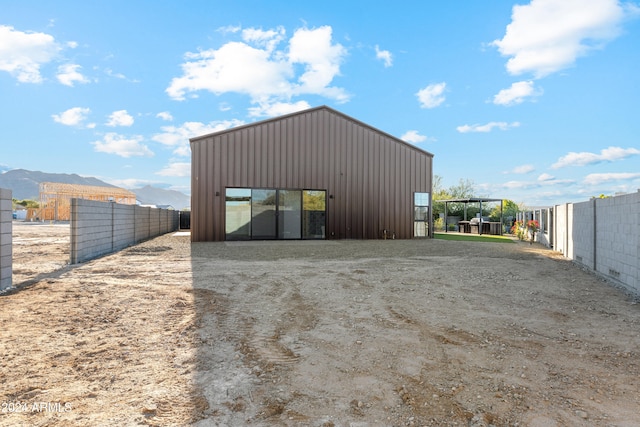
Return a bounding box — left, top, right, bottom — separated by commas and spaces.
437, 197, 503, 203
189, 105, 435, 158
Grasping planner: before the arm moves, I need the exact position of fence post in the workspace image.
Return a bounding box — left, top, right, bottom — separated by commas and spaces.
111, 200, 115, 253
70, 199, 78, 264
565, 203, 569, 258
593, 198, 597, 272
0, 188, 12, 290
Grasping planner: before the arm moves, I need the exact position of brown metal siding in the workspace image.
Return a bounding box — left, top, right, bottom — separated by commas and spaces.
190, 106, 433, 242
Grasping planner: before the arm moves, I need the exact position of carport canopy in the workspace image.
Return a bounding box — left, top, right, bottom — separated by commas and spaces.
439, 197, 504, 234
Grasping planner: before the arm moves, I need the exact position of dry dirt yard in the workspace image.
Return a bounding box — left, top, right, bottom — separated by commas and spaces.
1, 222, 639, 427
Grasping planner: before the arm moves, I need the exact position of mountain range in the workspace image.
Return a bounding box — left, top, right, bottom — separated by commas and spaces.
0, 169, 190, 210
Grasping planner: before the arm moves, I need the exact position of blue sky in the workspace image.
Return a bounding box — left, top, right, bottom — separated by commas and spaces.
1, 0, 639, 207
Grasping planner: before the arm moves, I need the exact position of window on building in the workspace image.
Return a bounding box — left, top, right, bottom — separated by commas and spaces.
414, 192, 430, 237
303, 190, 326, 239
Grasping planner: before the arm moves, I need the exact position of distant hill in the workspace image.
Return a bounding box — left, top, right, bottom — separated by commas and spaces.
0, 169, 117, 200
0, 169, 190, 210
133, 185, 190, 210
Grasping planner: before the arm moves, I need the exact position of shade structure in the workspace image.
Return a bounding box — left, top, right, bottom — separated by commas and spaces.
439, 197, 504, 235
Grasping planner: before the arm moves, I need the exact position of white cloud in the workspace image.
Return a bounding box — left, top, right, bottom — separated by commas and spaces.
493, 80, 540, 106
167, 41, 288, 100
241, 26, 286, 52
375, 45, 393, 67
416, 82, 446, 108
288, 26, 348, 99
538, 173, 555, 181
56, 63, 89, 86
0, 25, 61, 83
166, 25, 348, 112
92, 133, 153, 158
52, 107, 91, 126
501, 176, 575, 190
217, 25, 242, 35
106, 110, 134, 127
551, 146, 640, 169
492, 0, 635, 78
583, 172, 640, 185
156, 111, 173, 121
401, 130, 428, 144
105, 68, 127, 80
502, 180, 540, 190
157, 162, 191, 177
457, 121, 520, 133
508, 164, 535, 174
248, 100, 311, 117
152, 119, 245, 156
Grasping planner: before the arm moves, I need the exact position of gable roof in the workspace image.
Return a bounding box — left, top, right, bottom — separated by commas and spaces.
189, 105, 434, 158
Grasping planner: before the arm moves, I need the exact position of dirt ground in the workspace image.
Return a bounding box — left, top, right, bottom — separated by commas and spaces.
1, 223, 639, 427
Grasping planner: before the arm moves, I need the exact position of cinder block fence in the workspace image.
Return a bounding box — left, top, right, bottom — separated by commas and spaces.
0, 188, 11, 290
528, 190, 640, 296
567, 191, 639, 294
70, 199, 179, 264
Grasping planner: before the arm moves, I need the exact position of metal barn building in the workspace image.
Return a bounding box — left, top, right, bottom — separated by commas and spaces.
189, 106, 434, 242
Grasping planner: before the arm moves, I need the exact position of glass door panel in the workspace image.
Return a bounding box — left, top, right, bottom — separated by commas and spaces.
278, 190, 302, 239
251, 189, 277, 239
413, 192, 430, 238
225, 188, 251, 240
303, 190, 326, 239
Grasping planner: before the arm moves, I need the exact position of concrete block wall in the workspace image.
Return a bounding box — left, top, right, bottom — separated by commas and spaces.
546, 191, 640, 295
572, 199, 596, 270
113, 202, 136, 251
0, 188, 12, 290
593, 192, 639, 293
71, 199, 179, 264
70, 199, 115, 264
159, 209, 174, 234
150, 208, 160, 237
134, 205, 150, 242
159, 209, 167, 234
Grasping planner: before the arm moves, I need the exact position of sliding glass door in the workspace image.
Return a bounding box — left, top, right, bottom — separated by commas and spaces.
225, 188, 326, 240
